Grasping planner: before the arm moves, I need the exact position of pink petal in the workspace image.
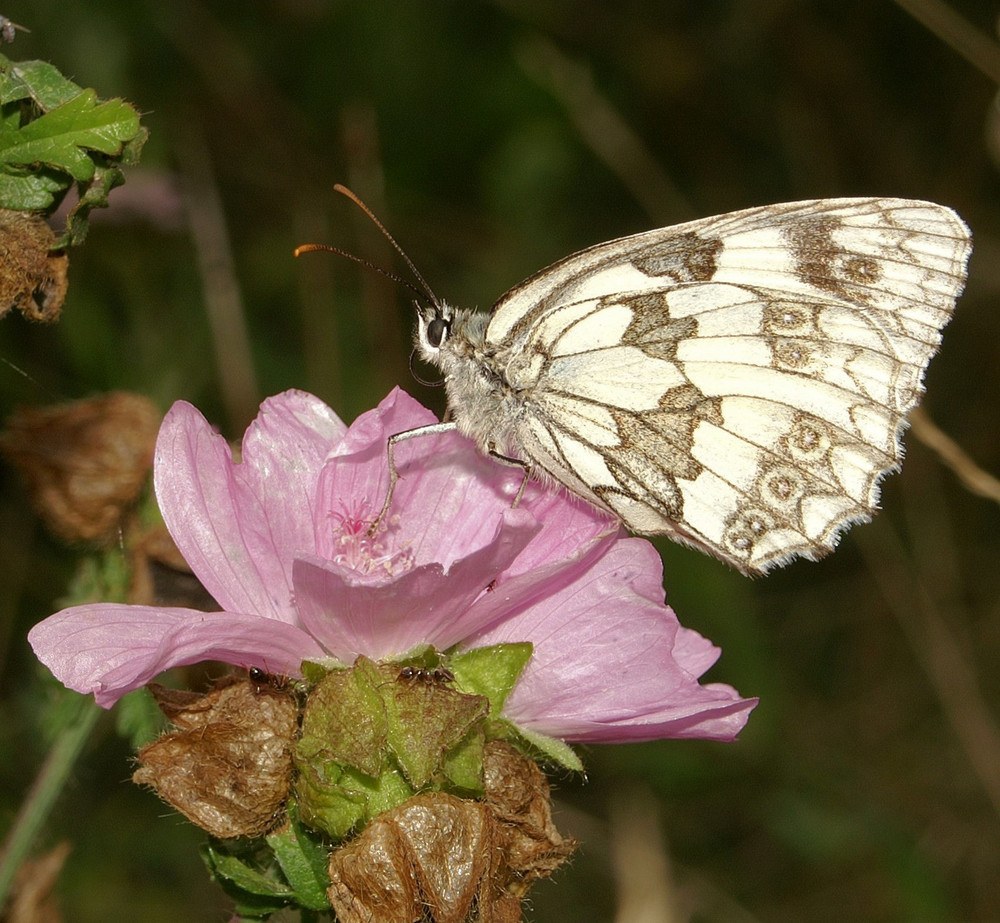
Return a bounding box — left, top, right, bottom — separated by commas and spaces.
316, 388, 618, 578
28, 604, 326, 708
384, 435, 525, 568
315, 388, 522, 570
461, 530, 621, 636
155, 391, 343, 622
326, 387, 437, 459
507, 483, 621, 580
535, 694, 757, 743
470, 538, 756, 742
672, 624, 727, 678
316, 426, 516, 571
293, 508, 541, 660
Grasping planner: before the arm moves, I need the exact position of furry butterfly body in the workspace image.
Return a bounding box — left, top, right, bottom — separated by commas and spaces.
414, 197, 971, 575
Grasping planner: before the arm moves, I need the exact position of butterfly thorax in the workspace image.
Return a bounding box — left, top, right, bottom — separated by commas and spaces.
415, 302, 525, 454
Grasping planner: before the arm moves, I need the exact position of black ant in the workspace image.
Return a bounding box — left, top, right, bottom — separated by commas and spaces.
248, 666, 290, 693
396, 665, 455, 685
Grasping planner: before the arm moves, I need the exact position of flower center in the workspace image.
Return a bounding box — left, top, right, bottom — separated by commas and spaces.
327, 502, 415, 577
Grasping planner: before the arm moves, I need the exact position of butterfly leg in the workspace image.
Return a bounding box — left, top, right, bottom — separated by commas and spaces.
368, 421, 459, 536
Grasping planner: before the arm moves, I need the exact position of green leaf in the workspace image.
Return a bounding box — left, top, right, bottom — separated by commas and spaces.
1, 103, 20, 131
0, 56, 85, 109
203, 844, 296, 899
114, 687, 165, 750
265, 802, 331, 911
0, 57, 147, 240
0, 90, 141, 183
58, 162, 124, 246
0, 169, 69, 210
60, 127, 147, 246
35, 682, 101, 746
59, 548, 132, 608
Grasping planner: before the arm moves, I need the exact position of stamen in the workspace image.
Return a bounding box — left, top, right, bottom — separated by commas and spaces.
328, 502, 414, 577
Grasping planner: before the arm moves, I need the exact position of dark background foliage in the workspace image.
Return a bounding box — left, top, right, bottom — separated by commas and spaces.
2, 2, 999, 921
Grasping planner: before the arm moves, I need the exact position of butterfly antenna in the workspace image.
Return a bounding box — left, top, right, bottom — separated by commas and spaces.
331, 184, 442, 308
293, 242, 427, 302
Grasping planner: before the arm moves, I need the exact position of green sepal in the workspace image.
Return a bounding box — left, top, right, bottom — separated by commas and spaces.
299, 658, 342, 685
296, 756, 415, 841
296, 657, 388, 778
294, 759, 367, 841
293, 655, 500, 838
450, 642, 533, 714
291, 648, 578, 843
355, 763, 414, 821
492, 718, 584, 774
440, 724, 487, 794
201, 842, 295, 919
395, 643, 440, 669
383, 670, 489, 788
265, 800, 332, 912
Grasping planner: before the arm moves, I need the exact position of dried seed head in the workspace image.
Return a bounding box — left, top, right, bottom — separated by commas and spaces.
134, 674, 298, 838
326, 741, 576, 923
0, 392, 160, 543
0, 209, 68, 322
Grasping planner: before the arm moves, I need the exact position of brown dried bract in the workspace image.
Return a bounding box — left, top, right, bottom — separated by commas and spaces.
0, 392, 160, 543
4, 841, 70, 923
0, 210, 68, 322
482, 739, 578, 891
327, 741, 576, 923
133, 674, 298, 839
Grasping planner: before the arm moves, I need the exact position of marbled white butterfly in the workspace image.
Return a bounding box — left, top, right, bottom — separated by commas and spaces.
313, 194, 972, 575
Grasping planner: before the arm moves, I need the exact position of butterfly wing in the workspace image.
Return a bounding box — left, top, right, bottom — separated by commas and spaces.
485, 198, 971, 573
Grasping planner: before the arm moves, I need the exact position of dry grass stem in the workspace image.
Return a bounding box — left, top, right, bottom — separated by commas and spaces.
909, 406, 1000, 505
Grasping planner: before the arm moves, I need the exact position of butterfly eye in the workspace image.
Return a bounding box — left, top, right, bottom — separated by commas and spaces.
426, 316, 450, 348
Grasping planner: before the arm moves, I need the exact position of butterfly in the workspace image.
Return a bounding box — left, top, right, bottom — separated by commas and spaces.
307, 194, 972, 575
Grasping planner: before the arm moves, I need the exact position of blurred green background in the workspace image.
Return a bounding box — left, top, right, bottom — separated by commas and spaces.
2, 1, 1000, 920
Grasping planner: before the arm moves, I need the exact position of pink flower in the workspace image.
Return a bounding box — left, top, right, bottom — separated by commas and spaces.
28, 388, 756, 742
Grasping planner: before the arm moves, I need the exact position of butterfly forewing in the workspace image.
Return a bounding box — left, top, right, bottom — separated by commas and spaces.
479, 198, 970, 574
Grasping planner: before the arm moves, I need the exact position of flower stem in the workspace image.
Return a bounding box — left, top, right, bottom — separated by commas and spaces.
0, 700, 102, 904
